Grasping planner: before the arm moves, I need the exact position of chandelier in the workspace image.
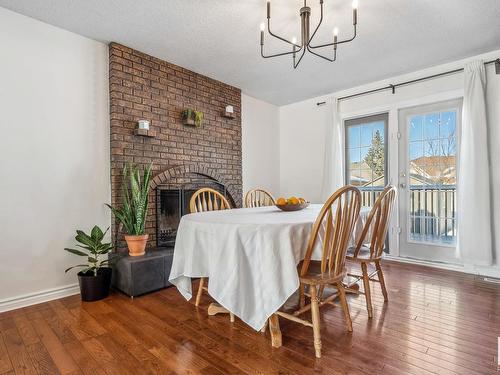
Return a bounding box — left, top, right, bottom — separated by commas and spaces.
260, 0, 359, 68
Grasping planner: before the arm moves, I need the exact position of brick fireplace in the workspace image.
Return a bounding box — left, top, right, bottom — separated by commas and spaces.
109, 43, 242, 250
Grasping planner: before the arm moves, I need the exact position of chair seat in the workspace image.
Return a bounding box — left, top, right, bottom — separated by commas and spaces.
346, 246, 375, 261
298, 260, 345, 285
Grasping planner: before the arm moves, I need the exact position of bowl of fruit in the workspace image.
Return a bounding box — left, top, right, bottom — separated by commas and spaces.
275, 196, 310, 212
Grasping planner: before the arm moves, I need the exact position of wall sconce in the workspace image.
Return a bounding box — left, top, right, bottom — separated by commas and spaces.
138, 120, 150, 130
222, 105, 235, 119
133, 119, 156, 138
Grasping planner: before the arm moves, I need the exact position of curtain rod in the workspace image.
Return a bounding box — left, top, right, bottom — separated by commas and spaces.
316, 58, 500, 106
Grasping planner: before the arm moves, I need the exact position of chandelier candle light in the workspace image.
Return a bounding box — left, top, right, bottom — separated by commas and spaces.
260, 0, 359, 68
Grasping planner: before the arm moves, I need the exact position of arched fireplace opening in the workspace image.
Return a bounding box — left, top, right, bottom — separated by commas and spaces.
151, 164, 239, 248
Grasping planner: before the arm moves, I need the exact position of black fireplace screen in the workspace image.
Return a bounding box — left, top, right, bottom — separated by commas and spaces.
156, 181, 227, 248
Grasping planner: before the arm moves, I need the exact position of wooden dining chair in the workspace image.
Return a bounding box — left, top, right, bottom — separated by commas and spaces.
244, 188, 275, 208
189, 188, 234, 322
345, 185, 397, 318
270, 185, 361, 358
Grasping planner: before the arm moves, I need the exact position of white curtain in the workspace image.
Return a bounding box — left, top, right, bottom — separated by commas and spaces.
321, 97, 344, 202
457, 60, 492, 266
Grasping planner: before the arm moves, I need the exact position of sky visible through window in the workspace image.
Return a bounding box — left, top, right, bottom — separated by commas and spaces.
408, 111, 457, 161
347, 121, 385, 163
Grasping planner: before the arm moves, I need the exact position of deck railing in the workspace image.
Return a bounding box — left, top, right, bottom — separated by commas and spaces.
359, 185, 457, 244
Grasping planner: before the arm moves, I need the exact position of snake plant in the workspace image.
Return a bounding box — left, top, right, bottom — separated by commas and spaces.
107, 163, 152, 236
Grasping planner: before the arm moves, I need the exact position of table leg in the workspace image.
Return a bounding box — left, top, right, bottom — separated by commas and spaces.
207, 303, 231, 316
207, 303, 236, 323
268, 314, 282, 348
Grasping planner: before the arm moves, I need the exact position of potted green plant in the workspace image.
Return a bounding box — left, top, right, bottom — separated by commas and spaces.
107, 163, 152, 256
64, 225, 113, 302
181, 108, 203, 127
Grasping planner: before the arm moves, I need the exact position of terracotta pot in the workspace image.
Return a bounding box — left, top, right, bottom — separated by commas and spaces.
124, 234, 149, 256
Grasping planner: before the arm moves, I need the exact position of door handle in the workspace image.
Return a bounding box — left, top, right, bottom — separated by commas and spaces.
399, 183, 407, 189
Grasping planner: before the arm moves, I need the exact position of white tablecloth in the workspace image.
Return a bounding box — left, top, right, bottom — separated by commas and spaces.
169, 204, 370, 331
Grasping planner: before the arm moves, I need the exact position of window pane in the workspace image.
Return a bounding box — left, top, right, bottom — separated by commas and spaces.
424, 140, 440, 157
409, 141, 424, 161
409, 116, 423, 141
348, 126, 360, 148
349, 148, 360, 164
373, 122, 385, 142
424, 113, 439, 139
440, 111, 456, 139
360, 125, 373, 147
360, 146, 370, 163
345, 114, 387, 209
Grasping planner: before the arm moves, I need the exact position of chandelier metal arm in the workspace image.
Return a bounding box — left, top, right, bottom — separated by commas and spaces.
306, 44, 336, 62
267, 19, 300, 48
293, 47, 307, 69
309, 25, 357, 50
261, 44, 303, 59
307, 0, 324, 48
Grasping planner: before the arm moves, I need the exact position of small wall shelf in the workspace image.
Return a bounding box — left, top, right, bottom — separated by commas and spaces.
222, 111, 235, 119
182, 118, 196, 127
134, 128, 156, 138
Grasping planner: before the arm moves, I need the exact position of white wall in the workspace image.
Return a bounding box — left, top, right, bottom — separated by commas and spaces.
0, 8, 110, 308
279, 49, 500, 274
280, 99, 333, 203
242, 94, 280, 197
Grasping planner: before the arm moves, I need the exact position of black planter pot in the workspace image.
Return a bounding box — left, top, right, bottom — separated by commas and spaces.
77, 267, 112, 302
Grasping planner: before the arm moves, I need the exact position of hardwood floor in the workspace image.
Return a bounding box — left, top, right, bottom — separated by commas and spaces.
1, 261, 499, 374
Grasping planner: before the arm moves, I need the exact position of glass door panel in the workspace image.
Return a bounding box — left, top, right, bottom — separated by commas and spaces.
398, 99, 461, 263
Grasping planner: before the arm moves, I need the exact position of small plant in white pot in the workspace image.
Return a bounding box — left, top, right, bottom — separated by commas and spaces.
64, 226, 113, 302
107, 163, 153, 256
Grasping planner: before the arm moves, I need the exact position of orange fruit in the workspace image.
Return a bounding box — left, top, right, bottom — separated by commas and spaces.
276, 197, 286, 205
298, 198, 305, 204
288, 196, 299, 205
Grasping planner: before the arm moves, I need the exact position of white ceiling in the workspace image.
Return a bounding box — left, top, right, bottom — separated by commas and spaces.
1, 0, 500, 105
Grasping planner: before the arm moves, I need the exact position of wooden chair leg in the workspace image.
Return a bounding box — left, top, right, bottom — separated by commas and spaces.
309, 285, 322, 359
375, 260, 388, 302
361, 263, 373, 318
299, 284, 305, 308
195, 277, 205, 307
269, 314, 282, 348
337, 283, 353, 332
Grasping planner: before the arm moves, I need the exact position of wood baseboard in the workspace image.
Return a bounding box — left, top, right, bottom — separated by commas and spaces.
385, 255, 500, 278
0, 284, 80, 313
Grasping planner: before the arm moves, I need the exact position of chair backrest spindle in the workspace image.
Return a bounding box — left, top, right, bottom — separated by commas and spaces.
244, 188, 276, 208
190, 188, 231, 214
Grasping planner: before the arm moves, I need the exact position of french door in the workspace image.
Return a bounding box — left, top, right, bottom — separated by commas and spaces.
397, 99, 462, 264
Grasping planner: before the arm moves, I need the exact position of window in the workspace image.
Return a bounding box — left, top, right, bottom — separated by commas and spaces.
345, 113, 389, 207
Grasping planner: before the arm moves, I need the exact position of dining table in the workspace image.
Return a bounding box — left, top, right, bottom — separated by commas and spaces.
168, 204, 371, 334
